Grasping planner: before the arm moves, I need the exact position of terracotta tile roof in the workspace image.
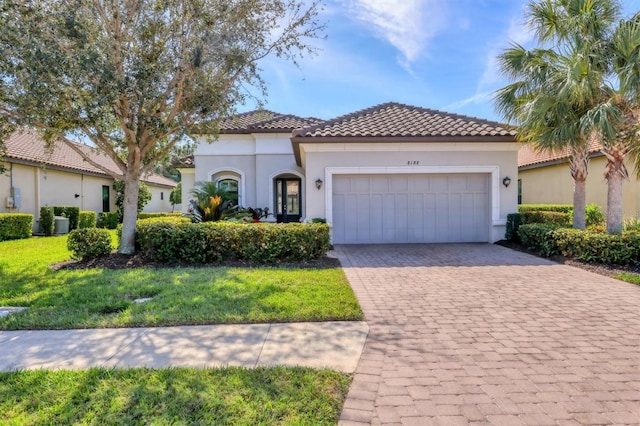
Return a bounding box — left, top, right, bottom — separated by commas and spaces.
518, 140, 603, 168
292, 102, 517, 139
3, 130, 177, 187
219, 110, 321, 133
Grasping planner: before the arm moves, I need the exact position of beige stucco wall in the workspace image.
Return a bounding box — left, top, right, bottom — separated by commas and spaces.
190, 133, 300, 215
519, 156, 640, 218
0, 162, 175, 228
299, 142, 520, 243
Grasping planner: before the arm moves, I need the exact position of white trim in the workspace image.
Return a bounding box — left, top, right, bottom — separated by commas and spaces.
269, 169, 306, 221
324, 166, 503, 241
208, 167, 245, 206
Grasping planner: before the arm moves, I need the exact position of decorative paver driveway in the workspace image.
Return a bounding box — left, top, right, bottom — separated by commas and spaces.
335, 244, 640, 426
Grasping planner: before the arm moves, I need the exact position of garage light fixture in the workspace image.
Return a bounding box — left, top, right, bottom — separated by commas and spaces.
502, 176, 511, 188
315, 178, 323, 190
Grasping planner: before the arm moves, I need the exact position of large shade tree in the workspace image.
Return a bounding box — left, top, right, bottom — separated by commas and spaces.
495, 0, 620, 230
0, 0, 323, 253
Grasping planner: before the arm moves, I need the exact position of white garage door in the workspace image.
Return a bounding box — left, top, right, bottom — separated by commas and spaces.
332, 174, 490, 244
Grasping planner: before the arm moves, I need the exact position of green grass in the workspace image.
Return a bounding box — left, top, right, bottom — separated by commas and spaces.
0, 366, 351, 425
616, 272, 640, 285
0, 234, 363, 330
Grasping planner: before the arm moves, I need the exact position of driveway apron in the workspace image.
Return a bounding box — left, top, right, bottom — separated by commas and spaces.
335, 244, 640, 426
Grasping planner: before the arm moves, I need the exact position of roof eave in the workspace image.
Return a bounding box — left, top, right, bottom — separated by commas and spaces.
291, 134, 518, 167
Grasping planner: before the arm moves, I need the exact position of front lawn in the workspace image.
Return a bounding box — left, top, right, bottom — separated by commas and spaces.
0, 366, 351, 425
0, 234, 363, 330
616, 272, 640, 285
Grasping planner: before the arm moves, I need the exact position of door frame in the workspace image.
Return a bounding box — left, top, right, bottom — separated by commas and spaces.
274, 177, 302, 223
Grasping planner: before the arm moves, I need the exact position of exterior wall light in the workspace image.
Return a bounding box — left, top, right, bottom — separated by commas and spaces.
315, 178, 323, 190
502, 176, 511, 188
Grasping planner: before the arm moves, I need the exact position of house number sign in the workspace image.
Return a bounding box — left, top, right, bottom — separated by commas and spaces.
407, 161, 420, 165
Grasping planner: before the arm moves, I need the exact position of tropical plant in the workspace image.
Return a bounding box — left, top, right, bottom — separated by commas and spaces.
0, 0, 324, 254
188, 181, 235, 222
495, 0, 620, 229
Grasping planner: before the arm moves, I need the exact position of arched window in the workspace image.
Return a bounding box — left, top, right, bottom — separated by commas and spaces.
217, 178, 238, 203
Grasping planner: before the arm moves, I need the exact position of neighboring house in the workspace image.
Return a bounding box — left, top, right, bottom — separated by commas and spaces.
518, 142, 640, 218
179, 102, 518, 244
1, 130, 178, 226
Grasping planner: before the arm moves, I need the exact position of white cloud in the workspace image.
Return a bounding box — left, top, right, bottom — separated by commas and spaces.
445, 91, 494, 111
340, 0, 449, 65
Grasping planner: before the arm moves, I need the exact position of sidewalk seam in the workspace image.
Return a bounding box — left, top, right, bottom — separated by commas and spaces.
102, 328, 149, 368
254, 323, 272, 367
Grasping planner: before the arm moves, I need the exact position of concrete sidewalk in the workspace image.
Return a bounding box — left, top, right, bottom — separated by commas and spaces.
0, 321, 368, 373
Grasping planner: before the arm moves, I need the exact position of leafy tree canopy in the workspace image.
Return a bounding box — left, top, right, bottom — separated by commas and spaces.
0, 0, 324, 253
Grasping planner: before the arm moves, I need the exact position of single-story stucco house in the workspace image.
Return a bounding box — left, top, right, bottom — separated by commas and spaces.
518, 142, 640, 218
178, 102, 519, 244
1, 130, 178, 227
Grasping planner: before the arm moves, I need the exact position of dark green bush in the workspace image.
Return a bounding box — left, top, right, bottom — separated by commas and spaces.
78, 211, 97, 229
39, 206, 55, 236
67, 228, 112, 260
552, 228, 640, 265
518, 204, 573, 213
311, 217, 327, 224
505, 213, 524, 241
136, 220, 330, 264
0, 213, 33, 241
97, 212, 119, 229
517, 223, 563, 256
53, 206, 80, 230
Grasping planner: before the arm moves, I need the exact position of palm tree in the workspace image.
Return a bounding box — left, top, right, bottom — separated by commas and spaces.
497, 0, 640, 233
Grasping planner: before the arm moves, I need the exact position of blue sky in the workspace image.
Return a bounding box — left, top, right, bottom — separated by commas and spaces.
248, 0, 640, 123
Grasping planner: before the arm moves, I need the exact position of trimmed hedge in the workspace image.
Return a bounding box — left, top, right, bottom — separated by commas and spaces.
97, 212, 119, 229
505, 211, 570, 242
0, 213, 33, 241
552, 228, 640, 265
67, 228, 113, 260
40, 206, 55, 236
78, 211, 97, 229
517, 223, 563, 256
518, 204, 573, 213
53, 206, 80, 230
136, 220, 330, 264
523, 211, 571, 225
138, 212, 184, 220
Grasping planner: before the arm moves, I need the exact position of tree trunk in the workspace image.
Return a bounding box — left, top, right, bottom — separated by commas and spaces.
573, 178, 587, 229
119, 170, 141, 254
606, 164, 624, 234
569, 143, 589, 230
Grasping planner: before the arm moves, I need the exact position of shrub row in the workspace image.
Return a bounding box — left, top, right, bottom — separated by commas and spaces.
0, 213, 33, 241
517, 224, 640, 264
518, 204, 573, 213
78, 211, 97, 229
40, 206, 55, 236
136, 220, 330, 264
97, 212, 119, 229
517, 223, 563, 256
138, 212, 184, 220
506, 211, 571, 242
553, 228, 640, 265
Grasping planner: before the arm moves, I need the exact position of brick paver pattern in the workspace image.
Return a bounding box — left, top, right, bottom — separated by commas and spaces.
335, 244, 640, 426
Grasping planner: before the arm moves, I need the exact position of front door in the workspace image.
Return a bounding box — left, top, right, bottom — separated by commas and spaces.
275, 178, 301, 223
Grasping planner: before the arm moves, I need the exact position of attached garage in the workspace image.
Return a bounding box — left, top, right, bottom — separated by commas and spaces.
332, 173, 490, 244
290, 102, 519, 244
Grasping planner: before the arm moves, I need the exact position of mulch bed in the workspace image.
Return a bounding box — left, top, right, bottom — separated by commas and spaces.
495, 239, 640, 279
52, 253, 342, 271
